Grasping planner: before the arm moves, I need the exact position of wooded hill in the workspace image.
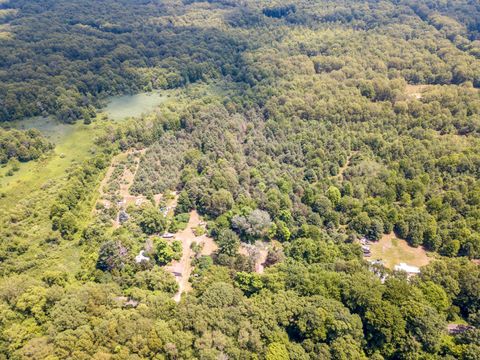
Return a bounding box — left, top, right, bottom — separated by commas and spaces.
0, 0, 479, 359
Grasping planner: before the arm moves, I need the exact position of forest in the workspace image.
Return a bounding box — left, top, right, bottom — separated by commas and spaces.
0, 128, 53, 164
0, 0, 480, 359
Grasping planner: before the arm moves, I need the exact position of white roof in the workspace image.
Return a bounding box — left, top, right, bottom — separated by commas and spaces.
135, 250, 150, 263
394, 262, 420, 274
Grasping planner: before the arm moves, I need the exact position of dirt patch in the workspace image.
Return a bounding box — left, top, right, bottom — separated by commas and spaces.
165, 210, 216, 302
405, 84, 431, 100
368, 233, 432, 269
200, 235, 218, 256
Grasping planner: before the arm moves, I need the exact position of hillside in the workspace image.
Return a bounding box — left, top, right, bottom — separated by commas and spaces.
0, 0, 479, 359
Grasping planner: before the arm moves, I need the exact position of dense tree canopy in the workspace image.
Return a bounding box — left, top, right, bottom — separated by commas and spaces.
0, 0, 480, 358
0, 128, 53, 163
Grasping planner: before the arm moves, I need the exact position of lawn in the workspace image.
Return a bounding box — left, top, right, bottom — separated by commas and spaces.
368, 233, 433, 269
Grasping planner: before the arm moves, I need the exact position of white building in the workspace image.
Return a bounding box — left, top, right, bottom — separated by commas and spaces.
135, 250, 150, 263
394, 262, 420, 275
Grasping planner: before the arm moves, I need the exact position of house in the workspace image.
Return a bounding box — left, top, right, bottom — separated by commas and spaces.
135, 250, 150, 263
394, 262, 420, 275
114, 296, 139, 308
162, 232, 175, 239
124, 299, 139, 308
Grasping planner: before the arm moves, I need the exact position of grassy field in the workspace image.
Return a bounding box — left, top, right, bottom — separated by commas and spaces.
104, 90, 170, 121
0, 118, 109, 277
0, 119, 97, 191
368, 233, 433, 269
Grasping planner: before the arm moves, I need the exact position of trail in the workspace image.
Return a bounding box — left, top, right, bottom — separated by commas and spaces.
166, 210, 199, 302
336, 151, 358, 181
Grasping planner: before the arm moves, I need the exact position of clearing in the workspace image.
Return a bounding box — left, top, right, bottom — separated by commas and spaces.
368, 232, 432, 269
165, 210, 217, 302
405, 84, 432, 99
0, 117, 114, 277
104, 91, 170, 121
95, 148, 164, 227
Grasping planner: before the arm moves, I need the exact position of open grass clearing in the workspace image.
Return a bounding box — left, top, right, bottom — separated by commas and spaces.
103, 91, 170, 121
368, 232, 433, 269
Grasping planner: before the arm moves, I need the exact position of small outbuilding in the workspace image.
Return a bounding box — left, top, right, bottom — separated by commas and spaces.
135, 250, 150, 263
447, 324, 474, 335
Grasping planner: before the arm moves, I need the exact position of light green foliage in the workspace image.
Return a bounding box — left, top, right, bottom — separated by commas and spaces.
155, 238, 182, 265
134, 267, 178, 294
266, 342, 289, 360
326, 186, 341, 207
235, 272, 264, 296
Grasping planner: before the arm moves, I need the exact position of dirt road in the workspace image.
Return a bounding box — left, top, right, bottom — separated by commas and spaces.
166, 210, 216, 302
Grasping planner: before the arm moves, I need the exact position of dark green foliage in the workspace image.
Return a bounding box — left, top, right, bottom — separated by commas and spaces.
136, 205, 166, 235
0, 128, 53, 163
96, 240, 129, 272
0, 0, 249, 122
2, 0, 480, 358
216, 228, 240, 256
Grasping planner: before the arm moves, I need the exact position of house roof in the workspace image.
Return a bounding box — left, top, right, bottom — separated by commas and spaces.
394, 262, 420, 274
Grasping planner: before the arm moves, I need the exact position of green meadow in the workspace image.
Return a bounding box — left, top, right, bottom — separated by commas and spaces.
0, 92, 168, 277
104, 91, 169, 121
0, 120, 105, 276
